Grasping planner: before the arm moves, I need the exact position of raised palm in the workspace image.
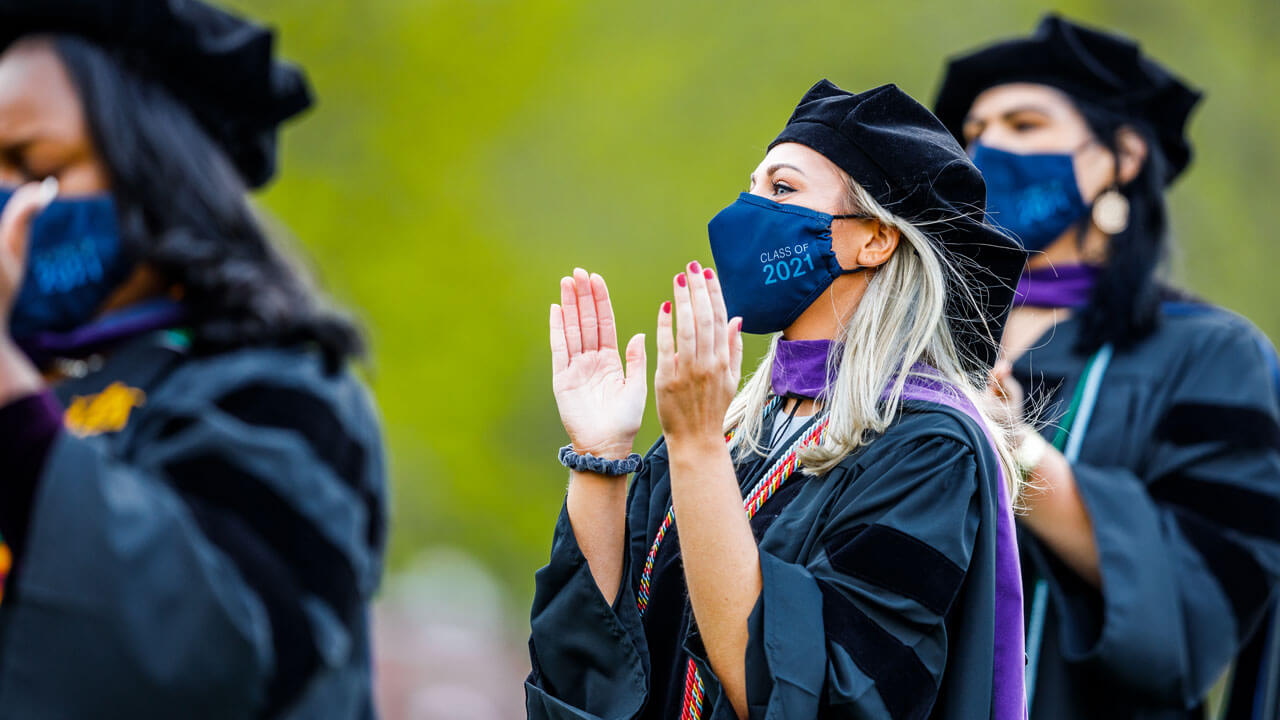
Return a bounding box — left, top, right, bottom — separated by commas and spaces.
550, 269, 646, 459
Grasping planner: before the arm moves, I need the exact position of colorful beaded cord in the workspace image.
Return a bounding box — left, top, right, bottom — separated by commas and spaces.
637, 398, 829, 720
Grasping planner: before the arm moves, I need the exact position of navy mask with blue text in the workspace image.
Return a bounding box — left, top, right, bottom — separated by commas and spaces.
2, 188, 132, 340
971, 142, 1089, 252
708, 192, 865, 334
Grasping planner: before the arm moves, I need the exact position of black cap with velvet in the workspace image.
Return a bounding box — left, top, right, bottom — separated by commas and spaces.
770, 80, 1027, 370
0, 0, 313, 189
933, 14, 1202, 186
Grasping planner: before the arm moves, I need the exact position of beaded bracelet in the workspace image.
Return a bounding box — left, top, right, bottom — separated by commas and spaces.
558, 444, 643, 476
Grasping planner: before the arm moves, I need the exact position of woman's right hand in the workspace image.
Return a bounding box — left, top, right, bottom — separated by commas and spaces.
983, 357, 1026, 430
550, 268, 647, 461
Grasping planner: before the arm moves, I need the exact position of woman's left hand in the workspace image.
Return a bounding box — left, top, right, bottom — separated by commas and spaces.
655, 260, 743, 447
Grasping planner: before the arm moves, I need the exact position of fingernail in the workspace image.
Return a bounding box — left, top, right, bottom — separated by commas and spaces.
688, 261, 701, 273
662, 301, 671, 314
703, 268, 714, 279
37, 176, 59, 207
676, 274, 686, 287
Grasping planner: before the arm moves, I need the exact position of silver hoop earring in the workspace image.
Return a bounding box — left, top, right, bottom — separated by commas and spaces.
1092, 188, 1129, 235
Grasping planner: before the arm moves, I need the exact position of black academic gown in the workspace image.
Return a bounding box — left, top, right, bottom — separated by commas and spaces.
0, 331, 387, 719
1014, 300, 1280, 720
527, 399, 1009, 719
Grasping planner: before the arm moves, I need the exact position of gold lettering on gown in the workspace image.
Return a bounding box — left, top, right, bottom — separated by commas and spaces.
64, 382, 147, 437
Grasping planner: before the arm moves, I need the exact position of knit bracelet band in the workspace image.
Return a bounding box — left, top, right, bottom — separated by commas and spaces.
558, 444, 643, 476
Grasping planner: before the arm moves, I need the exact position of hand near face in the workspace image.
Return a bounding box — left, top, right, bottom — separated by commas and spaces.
655, 261, 743, 446
549, 268, 647, 460
0, 178, 57, 335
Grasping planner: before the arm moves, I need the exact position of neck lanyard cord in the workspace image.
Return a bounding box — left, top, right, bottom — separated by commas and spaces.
766, 401, 802, 451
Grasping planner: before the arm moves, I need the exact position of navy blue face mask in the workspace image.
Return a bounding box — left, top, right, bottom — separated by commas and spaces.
708, 192, 865, 334
2, 188, 132, 340
971, 142, 1089, 252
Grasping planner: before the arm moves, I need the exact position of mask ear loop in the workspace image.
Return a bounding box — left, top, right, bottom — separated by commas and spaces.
768, 400, 802, 448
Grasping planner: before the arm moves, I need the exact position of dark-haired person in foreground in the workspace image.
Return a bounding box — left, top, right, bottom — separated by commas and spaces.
935, 14, 1280, 719
0, 1, 385, 717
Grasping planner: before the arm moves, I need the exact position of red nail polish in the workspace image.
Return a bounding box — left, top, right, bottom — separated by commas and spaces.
662, 301, 671, 314
703, 268, 714, 279
689, 261, 701, 273
676, 274, 687, 287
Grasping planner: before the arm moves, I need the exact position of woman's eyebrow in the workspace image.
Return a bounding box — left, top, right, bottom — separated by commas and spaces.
767, 162, 804, 176
749, 162, 805, 187
997, 104, 1054, 120
964, 103, 1054, 128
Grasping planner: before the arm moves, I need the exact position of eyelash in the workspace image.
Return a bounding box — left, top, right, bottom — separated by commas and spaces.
772, 181, 794, 195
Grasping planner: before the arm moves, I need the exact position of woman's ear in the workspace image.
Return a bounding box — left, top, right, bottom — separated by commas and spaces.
855, 221, 900, 268
1115, 126, 1148, 185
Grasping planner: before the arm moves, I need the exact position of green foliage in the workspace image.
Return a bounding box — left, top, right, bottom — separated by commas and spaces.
224, 0, 1280, 617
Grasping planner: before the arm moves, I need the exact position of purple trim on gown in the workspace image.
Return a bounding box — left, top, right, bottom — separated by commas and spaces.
1015, 264, 1098, 309
17, 298, 186, 367
899, 376, 1026, 720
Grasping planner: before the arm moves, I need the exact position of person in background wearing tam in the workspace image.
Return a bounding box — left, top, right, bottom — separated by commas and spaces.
935, 14, 1280, 720
0, 1, 386, 718
528, 79, 1029, 719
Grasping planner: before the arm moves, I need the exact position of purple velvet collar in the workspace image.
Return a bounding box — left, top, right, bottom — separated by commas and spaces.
898, 373, 1026, 720
17, 298, 187, 368
1014, 264, 1099, 309
771, 339, 838, 399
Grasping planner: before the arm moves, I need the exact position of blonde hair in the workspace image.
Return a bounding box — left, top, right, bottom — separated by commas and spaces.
723, 178, 1021, 504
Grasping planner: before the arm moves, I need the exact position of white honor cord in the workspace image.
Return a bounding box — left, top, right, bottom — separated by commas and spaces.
1026, 343, 1114, 712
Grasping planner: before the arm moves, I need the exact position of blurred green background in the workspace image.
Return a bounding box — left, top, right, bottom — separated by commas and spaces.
226, 0, 1279, 628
